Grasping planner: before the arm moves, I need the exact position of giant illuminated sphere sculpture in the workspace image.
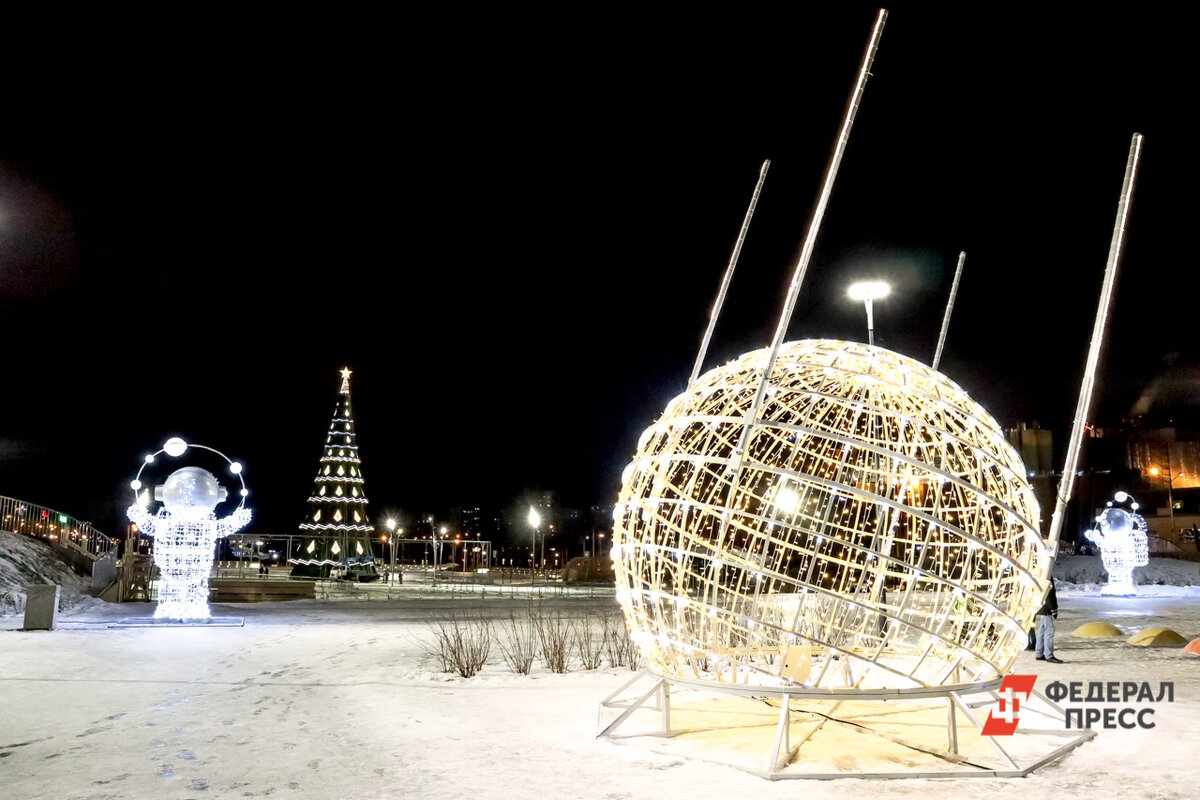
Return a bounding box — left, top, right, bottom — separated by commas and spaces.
127, 438, 251, 622
613, 339, 1049, 691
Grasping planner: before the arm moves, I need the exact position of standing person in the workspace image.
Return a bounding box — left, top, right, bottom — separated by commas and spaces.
1035, 579, 1062, 663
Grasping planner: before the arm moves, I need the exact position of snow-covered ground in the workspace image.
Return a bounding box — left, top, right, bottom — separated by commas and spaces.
0, 530, 95, 615
1, 582, 1198, 800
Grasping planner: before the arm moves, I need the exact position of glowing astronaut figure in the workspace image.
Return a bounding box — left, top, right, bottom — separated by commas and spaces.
127, 465, 252, 622
1085, 500, 1149, 597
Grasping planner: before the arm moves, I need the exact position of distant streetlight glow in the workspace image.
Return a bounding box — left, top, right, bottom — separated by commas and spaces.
1148, 466, 1184, 534
847, 280, 890, 346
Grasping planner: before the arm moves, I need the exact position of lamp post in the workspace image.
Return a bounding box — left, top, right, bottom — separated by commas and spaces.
528, 506, 541, 578
598, 532, 606, 557
385, 519, 396, 582
847, 280, 890, 346
1149, 466, 1184, 538
394, 528, 402, 578
439, 525, 448, 572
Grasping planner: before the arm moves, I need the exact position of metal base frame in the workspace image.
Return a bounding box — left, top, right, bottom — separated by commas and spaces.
109, 617, 245, 628
597, 671, 1095, 780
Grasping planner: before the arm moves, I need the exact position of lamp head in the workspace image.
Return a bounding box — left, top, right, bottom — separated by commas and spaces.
847, 280, 890, 301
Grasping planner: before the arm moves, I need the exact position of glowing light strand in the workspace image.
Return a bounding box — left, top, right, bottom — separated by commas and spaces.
289, 368, 376, 572
613, 340, 1045, 692
126, 440, 251, 622
1084, 492, 1149, 596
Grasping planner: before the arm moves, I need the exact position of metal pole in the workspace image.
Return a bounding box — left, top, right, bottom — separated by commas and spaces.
688, 159, 772, 389
1167, 448, 1176, 536
719, 8, 888, 492
1047, 133, 1143, 556
931, 251, 966, 371
865, 298, 876, 346
766, 9, 886, 354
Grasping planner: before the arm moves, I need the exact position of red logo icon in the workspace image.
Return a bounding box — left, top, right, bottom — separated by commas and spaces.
981, 674, 1037, 736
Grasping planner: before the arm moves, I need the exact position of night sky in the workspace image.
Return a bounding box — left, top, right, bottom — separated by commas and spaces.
1, 7, 1195, 537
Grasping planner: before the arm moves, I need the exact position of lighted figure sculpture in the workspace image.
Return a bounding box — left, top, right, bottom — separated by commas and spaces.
613, 340, 1047, 691
1085, 492, 1149, 596
126, 438, 251, 622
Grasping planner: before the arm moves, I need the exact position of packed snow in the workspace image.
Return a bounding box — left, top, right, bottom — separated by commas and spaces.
2, 544, 1199, 799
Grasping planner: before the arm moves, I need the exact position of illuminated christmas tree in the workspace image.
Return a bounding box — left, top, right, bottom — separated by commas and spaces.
289, 368, 378, 579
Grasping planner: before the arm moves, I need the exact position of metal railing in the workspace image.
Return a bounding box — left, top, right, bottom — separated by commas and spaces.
312, 574, 617, 601
0, 495, 116, 561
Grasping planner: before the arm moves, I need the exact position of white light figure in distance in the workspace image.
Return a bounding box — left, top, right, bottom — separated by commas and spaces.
1085, 507, 1148, 596
127, 466, 252, 621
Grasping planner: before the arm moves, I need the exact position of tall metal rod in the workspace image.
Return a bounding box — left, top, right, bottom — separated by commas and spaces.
731, 8, 888, 479
931, 251, 966, 371
1046, 133, 1144, 558
715, 9, 887, 621
689, 159, 772, 389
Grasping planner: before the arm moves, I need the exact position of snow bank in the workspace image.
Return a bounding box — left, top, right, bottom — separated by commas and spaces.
0, 529, 96, 616
1054, 554, 1200, 594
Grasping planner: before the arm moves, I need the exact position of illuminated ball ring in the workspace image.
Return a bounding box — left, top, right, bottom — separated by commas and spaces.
130, 436, 249, 508
613, 340, 1049, 691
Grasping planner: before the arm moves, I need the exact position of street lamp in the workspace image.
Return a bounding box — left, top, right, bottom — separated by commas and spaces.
847, 280, 890, 346
385, 519, 396, 582
1149, 466, 1185, 537
528, 507, 541, 574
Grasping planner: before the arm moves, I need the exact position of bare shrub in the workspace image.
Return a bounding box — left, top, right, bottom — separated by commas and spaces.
574, 612, 605, 670
497, 610, 538, 674
603, 613, 641, 670
421, 614, 492, 677
532, 606, 574, 673
416, 623, 454, 672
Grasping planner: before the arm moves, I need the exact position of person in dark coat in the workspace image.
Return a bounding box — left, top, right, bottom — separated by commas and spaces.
1035, 580, 1062, 663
